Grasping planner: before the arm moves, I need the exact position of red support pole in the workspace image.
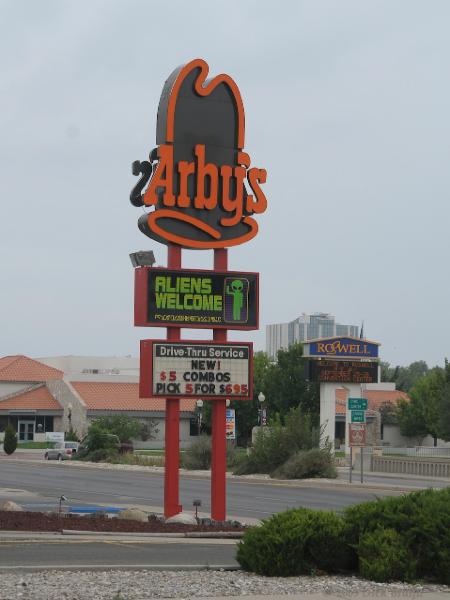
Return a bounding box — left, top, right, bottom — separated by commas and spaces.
164, 244, 182, 518
211, 248, 228, 521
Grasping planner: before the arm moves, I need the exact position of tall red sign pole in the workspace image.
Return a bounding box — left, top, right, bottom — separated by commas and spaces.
165, 244, 182, 517
131, 59, 267, 522
211, 248, 228, 521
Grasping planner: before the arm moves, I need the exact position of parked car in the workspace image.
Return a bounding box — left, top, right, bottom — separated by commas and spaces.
44, 441, 79, 461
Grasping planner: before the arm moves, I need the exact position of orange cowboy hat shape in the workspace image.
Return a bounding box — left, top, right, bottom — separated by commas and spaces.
130, 59, 267, 250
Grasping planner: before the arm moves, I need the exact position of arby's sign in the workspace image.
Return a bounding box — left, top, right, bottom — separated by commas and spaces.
130, 58, 267, 249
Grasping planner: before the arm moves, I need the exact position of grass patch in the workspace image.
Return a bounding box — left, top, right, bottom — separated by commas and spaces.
18, 442, 54, 449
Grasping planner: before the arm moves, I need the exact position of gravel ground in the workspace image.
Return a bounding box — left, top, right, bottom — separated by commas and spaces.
1, 570, 449, 600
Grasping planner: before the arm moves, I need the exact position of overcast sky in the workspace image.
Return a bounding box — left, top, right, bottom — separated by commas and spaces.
1, 0, 449, 368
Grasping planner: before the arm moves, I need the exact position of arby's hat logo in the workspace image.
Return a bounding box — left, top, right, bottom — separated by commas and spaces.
130, 59, 267, 249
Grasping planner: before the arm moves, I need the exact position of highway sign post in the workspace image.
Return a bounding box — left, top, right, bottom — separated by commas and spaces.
351, 410, 366, 423
349, 423, 366, 483
348, 398, 368, 411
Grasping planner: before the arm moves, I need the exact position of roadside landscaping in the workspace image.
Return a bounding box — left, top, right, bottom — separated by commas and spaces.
237, 487, 450, 584
0, 510, 244, 534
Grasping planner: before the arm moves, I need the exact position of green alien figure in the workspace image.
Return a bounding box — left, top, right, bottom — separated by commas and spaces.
226, 279, 245, 321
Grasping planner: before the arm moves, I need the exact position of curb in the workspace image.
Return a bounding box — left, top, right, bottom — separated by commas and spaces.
0, 564, 240, 572
0, 530, 244, 541
61, 529, 244, 539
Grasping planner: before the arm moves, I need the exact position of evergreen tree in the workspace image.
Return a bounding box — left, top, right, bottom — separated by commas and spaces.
3, 423, 17, 455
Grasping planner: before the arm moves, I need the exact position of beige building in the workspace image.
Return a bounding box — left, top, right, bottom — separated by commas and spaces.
0, 355, 197, 448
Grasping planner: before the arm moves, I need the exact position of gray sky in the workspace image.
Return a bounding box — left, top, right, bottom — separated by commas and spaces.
1, 0, 449, 368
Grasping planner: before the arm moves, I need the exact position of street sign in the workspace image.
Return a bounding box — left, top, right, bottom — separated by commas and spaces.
348, 398, 368, 411
351, 410, 366, 423
349, 423, 366, 447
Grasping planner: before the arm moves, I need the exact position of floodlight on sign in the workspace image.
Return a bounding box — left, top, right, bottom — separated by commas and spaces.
129, 251, 156, 268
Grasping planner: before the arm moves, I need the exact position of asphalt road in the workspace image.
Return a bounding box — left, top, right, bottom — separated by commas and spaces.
0, 460, 414, 519
0, 538, 238, 569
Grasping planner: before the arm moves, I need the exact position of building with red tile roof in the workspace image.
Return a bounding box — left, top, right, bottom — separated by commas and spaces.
70, 381, 196, 414
0, 356, 63, 382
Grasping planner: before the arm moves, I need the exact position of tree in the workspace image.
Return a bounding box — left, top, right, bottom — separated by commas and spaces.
435, 359, 450, 442
264, 343, 319, 423
92, 415, 141, 443
84, 421, 120, 452
200, 351, 272, 445
396, 361, 448, 445
381, 361, 429, 392
396, 397, 428, 443
231, 351, 272, 445
3, 424, 17, 455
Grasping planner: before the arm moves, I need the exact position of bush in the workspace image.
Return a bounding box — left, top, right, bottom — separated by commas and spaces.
139, 419, 159, 441
182, 435, 235, 470
237, 508, 351, 576
357, 528, 416, 582
83, 422, 120, 452
84, 448, 119, 463
271, 448, 337, 480
233, 408, 323, 476
182, 435, 211, 469
3, 424, 17, 455
91, 415, 141, 443
344, 488, 450, 583
65, 426, 79, 442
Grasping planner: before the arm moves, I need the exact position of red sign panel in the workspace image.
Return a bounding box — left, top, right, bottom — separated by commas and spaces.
349, 423, 366, 447
140, 340, 253, 400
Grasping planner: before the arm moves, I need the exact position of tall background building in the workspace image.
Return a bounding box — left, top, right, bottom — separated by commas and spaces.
266, 313, 359, 358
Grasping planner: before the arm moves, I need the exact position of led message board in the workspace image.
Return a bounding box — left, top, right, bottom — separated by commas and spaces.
140, 340, 252, 400
134, 267, 258, 330
130, 59, 267, 249
304, 337, 380, 359
309, 360, 379, 384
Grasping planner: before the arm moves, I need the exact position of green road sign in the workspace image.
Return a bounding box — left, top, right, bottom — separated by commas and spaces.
348, 398, 368, 411
351, 410, 366, 423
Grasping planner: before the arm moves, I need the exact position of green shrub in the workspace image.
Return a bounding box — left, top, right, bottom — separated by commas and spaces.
84, 448, 119, 462
182, 435, 235, 470
233, 408, 322, 476
83, 423, 120, 452
91, 415, 141, 443
3, 424, 17, 455
344, 488, 450, 583
271, 448, 337, 479
65, 426, 79, 442
182, 435, 212, 469
357, 528, 416, 582
237, 508, 351, 576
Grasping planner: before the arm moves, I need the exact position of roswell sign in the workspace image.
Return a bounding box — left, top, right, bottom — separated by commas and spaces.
130, 58, 267, 249
304, 337, 380, 360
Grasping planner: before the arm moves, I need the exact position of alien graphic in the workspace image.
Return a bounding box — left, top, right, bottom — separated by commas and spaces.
225, 278, 248, 322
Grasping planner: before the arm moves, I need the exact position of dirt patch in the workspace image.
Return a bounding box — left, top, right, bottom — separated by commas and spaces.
0, 511, 244, 534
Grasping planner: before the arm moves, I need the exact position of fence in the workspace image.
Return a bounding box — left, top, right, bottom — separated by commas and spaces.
380, 446, 450, 458
371, 455, 450, 478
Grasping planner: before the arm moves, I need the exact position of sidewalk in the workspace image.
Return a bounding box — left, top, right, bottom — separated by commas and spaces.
200, 589, 450, 600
